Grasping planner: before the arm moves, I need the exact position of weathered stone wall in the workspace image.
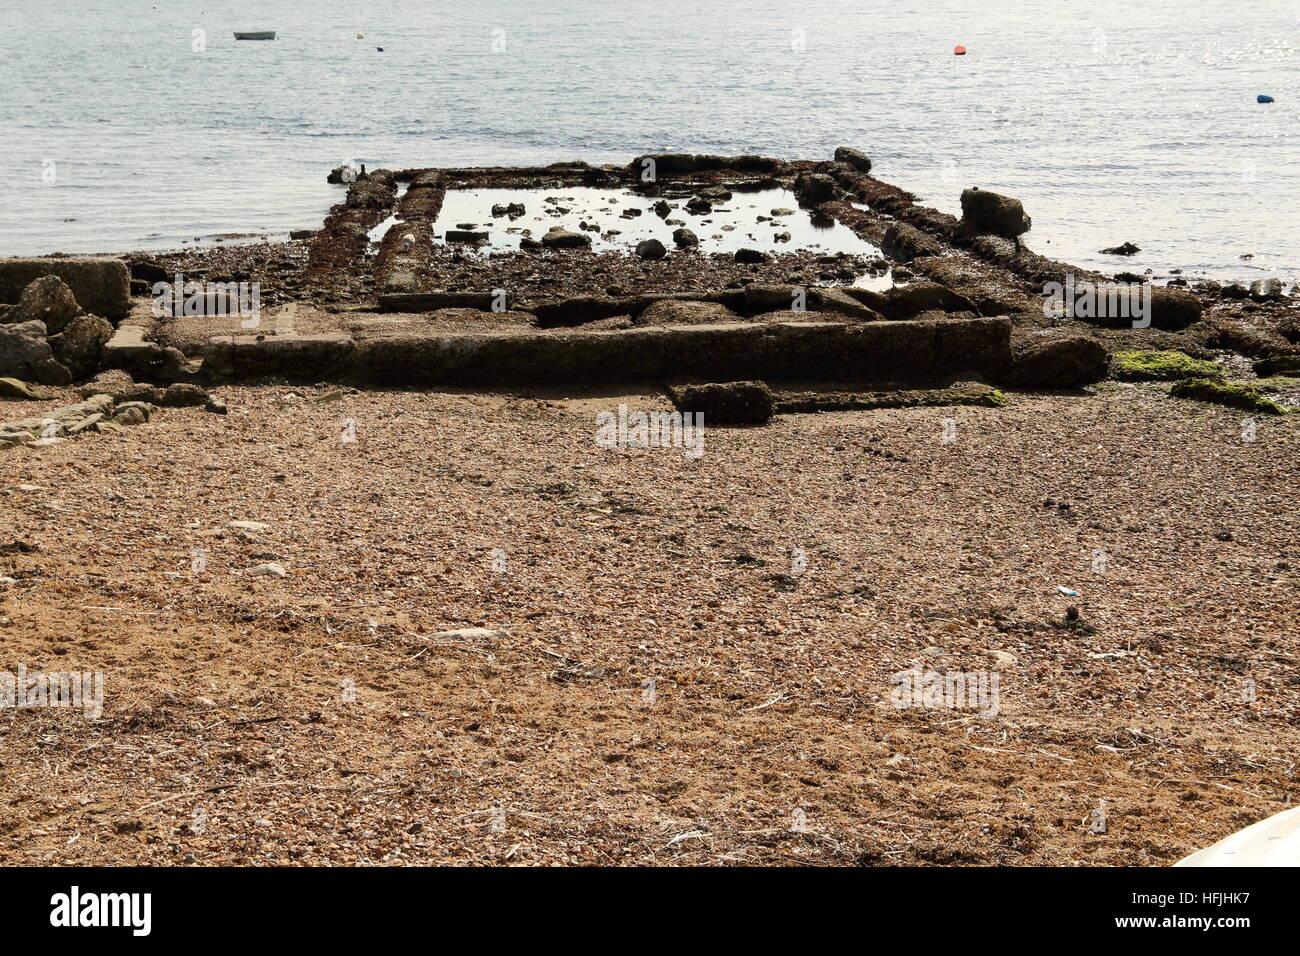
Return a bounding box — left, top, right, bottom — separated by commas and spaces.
0, 258, 131, 319
199, 317, 1012, 387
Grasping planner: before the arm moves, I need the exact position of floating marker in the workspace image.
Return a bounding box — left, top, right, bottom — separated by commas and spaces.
1257, 94, 1274, 103
954, 45, 967, 55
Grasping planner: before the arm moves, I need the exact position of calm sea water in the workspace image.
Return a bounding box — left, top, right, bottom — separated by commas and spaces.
1, 0, 1296, 281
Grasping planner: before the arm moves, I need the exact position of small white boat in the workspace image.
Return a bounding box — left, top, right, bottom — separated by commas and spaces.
1175, 805, 1300, 866
234, 31, 276, 41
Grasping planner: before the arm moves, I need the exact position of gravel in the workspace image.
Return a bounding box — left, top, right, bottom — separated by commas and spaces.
0, 382, 1295, 865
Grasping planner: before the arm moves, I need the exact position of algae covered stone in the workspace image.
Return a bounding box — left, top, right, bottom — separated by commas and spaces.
1112, 350, 1223, 382
1169, 378, 1289, 415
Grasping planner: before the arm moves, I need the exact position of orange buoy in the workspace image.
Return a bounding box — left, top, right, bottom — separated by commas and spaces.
954, 45, 967, 55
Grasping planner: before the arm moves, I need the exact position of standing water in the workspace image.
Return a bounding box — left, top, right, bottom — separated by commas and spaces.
0, 0, 1296, 281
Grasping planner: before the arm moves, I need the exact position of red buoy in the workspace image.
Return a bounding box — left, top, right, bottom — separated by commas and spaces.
954, 45, 967, 55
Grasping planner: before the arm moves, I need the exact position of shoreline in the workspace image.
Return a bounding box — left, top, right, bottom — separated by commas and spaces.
1, 151, 1297, 866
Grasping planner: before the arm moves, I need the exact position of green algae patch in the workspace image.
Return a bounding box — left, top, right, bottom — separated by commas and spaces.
1169, 377, 1290, 415
1112, 350, 1223, 382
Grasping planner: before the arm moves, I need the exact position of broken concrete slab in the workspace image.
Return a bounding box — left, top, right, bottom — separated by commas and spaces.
667, 381, 775, 424
102, 323, 186, 382
341, 316, 1011, 387
0, 258, 131, 319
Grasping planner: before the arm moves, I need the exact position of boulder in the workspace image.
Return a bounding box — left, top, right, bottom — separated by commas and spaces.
7, 276, 80, 333
541, 226, 592, 249
1149, 288, 1203, 330
1250, 278, 1285, 301
0, 321, 71, 386
111, 403, 152, 426
1100, 242, 1141, 256
959, 188, 1031, 239
793, 172, 837, 208
1006, 332, 1108, 388
0, 258, 131, 319
0, 377, 55, 400
672, 228, 699, 248
635, 239, 667, 260
48, 313, 112, 380
833, 147, 872, 174
160, 383, 211, 407
685, 196, 712, 215
735, 248, 769, 264
667, 381, 775, 425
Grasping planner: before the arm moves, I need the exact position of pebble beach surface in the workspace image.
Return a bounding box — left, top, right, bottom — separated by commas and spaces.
1, 383, 1294, 865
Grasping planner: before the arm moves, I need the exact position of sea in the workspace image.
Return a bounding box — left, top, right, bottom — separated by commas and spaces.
1, 0, 1297, 282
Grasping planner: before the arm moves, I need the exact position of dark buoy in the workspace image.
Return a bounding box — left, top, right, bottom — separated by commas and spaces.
954, 44, 967, 55
1257, 94, 1274, 103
